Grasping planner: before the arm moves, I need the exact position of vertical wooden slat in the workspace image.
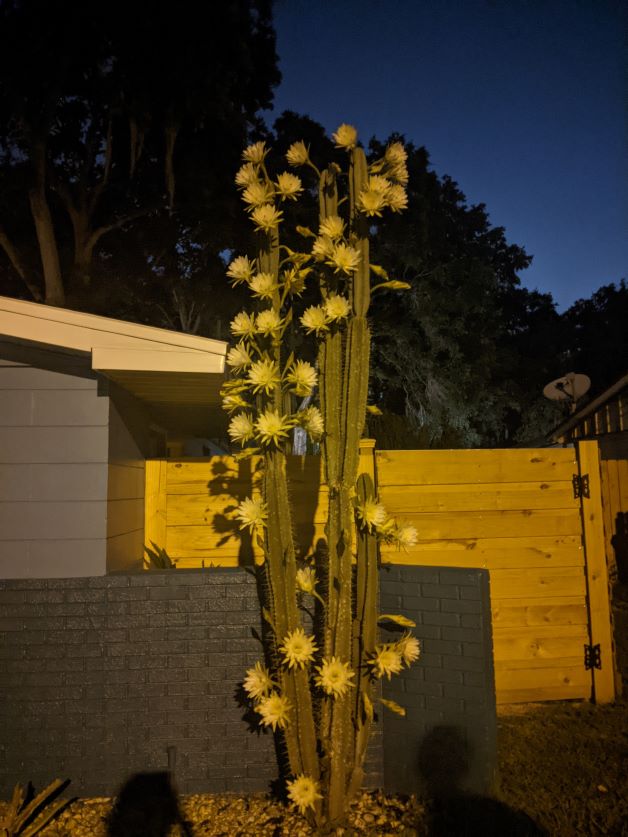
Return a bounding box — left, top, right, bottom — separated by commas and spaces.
145, 459, 167, 555
578, 441, 616, 703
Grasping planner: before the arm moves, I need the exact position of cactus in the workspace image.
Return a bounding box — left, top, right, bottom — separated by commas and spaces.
223, 127, 419, 826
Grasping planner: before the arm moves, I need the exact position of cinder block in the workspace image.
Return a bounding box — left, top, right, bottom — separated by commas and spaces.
422, 611, 461, 627
422, 583, 460, 600
442, 598, 482, 614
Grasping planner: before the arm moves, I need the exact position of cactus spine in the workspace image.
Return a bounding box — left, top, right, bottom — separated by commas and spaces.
224, 128, 418, 828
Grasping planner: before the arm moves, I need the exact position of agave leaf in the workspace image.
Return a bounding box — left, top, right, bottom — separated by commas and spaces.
21, 796, 70, 837
12, 779, 66, 833
296, 225, 316, 238
366, 405, 383, 416
380, 698, 406, 716
362, 691, 374, 722
371, 280, 411, 292
378, 613, 417, 628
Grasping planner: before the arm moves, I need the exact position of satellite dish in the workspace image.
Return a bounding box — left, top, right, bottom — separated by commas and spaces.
543, 372, 591, 413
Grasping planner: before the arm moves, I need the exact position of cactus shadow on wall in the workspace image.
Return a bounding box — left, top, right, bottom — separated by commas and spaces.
207, 457, 258, 565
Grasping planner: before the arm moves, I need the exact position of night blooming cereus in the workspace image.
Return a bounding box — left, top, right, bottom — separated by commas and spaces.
223, 125, 419, 827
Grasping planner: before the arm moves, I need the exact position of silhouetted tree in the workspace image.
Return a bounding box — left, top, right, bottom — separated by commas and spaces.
0, 0, 279, 319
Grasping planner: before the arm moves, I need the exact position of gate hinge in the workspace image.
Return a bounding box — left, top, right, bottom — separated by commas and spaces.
572, 473, 590, 499
584, 643, 601, 670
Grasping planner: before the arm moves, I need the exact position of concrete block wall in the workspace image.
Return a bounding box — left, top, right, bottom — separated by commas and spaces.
380, 565, 496, 797
0, 566, 494, 800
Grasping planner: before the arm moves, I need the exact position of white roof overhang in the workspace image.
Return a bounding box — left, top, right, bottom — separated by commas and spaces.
0, 295, 227, 420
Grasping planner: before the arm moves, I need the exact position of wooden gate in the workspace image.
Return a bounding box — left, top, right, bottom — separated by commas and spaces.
145, 441, 615, 704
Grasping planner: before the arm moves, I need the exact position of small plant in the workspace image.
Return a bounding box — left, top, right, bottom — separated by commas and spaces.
0, 779, 69, 837
144, 542, 178, 569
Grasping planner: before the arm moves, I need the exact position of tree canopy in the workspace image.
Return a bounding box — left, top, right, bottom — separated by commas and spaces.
0, 3, 623, 449
0, 0, 279, 324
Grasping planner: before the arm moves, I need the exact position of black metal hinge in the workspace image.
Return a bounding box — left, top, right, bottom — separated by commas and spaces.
584, 643, 601, 670
572, 473, 590, 499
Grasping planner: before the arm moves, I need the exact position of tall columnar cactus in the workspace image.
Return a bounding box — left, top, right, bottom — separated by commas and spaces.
222, 125, 420, 826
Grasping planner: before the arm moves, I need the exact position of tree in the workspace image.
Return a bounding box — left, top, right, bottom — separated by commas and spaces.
0, 0, 279, 315
366, 137, 537, 447
561, 280, 628, 396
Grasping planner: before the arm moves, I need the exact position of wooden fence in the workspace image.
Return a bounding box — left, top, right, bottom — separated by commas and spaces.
145, 441, 615, 705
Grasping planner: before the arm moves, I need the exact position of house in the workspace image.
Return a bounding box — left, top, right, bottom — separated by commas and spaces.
548, 372, 628, 458
549, 372, 628, 587
0, 295, 227, 578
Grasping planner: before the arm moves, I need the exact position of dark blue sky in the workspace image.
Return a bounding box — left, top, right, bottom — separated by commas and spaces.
269, 0, 626, 311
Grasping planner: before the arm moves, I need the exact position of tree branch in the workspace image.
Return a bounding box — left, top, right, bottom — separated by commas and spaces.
87, 206, 155, 250
0, 222, 44, 301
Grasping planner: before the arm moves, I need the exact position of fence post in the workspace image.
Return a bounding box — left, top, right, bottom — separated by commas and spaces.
145, 459, 168, 559
577, 440, 616, 703
358, 438, 377, 486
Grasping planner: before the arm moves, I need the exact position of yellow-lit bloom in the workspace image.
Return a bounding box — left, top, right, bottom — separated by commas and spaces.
226, 343, 252, 370
387, 184, 408, 212
243, 180, 275, 209
230, 311, 256, 338
327, 242, 361, 274
396, 632, 421, 666
324, 294, 351, 322
390, 161, 409, 185
315, 656, 355, 698
300, 305, 328, 335
356, 498, 387, 531
242, 141, 267, 163
222, 393, 249, 413
248, 272, 276, 300
357, 188, 388, 217
235, 162, 259, 189
251, 204, 283, 233
395, 524, 418, 549
279, 627, 317, 669
236, 497, 268, 534
243, 662, 274, 700
319, 215, 345, 240
285, 360, 317, 397
256, 691, 291, 730
228, 412, 255, 445
384, 142, 407, 167
286, 140, 309, 166
255, 309, 282, 336
255, 409, 293, 447
311, 235, 335, 261
369, 644, 404, 680
299, 406, 324, 440
275, 172, 303, 200
287, 775, 323, 816
295, 566, 317, 594
247, 358, 280, 394
332, 123, 358, 150
227, 255, 255, 285
369, 175, 392, 195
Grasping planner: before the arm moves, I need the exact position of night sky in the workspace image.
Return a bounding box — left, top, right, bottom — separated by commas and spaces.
269, 0, 626, 311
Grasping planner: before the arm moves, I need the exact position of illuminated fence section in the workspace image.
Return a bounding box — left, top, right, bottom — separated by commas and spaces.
376, 447, 595, 704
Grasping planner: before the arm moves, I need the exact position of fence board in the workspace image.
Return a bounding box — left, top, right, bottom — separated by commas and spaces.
376, 448, 577, 485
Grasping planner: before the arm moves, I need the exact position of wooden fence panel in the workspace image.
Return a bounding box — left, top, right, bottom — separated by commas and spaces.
375, 446, 596, 705
144, 443, 615, 704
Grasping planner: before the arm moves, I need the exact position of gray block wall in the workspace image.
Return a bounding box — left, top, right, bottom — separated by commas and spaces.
0, 566, 495, 800
381, 565, 496, 797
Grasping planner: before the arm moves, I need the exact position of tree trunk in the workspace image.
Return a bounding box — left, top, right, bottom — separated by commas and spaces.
29, 138, 65, 306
